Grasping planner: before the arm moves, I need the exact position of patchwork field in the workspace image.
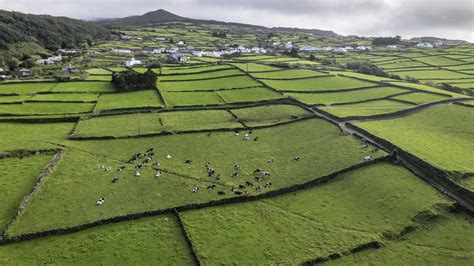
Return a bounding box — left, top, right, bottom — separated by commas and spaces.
262, 76, 377, 92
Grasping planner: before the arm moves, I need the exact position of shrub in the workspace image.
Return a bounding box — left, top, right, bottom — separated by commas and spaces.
111, 69, 157, 92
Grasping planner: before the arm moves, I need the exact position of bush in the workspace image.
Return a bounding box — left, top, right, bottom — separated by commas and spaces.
111, 69, 157, 92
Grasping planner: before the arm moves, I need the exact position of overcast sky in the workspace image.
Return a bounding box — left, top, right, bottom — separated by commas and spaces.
1, 0, 473, 41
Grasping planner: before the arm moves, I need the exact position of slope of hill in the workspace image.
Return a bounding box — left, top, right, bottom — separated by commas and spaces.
0, 10, 110, 51
98, 9, 338, 37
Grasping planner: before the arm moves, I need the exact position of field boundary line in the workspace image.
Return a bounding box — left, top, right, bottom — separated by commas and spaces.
0, 149, 66, 236
174, 210, 202, 266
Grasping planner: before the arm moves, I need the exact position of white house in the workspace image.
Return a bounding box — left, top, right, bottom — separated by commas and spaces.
0, 68, 6, 80
285, 42, 294, 49
177, 41, 185, 46
272, 41, 281, 47
299, 46, 318, 52
112, 49, 132, 54
356, 46, 371, 51
386, 45, 398, 49
321, 46, 333, 52
36, 55, 62, 65
417, 42, 434, 48
193, 51, 204, 57
332, 47, 347, 53
153, 37, 167, 42
125, 58, 142, 67
170, 53, 187, 62
151, 48, 166, 54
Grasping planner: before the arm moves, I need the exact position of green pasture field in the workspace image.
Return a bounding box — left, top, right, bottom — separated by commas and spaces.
391, 92, 449, 104
9, 119, 384, 234
108, 67, 129, 72
357, 104, 474, 184
393, 70, 473, 80
85, 75, 113, 81
0, 122, 75, 151
233, 55, 277, 61
330, 71, 397, 82
378, 61, 430, 69
287, 86, 407, 105
161, 91, 225, 106
251, 69, 328, 79
0, 215, 194, 264
159, 64, 233, 75
387, 81, 468, 97
158, 76, 261, 92
51, 82, 115, 93
413, 56, 465, 66
86, 68, 112, 75
321, 100, 412, 118
0, 83, 56, 95
94, 90, 163, 111
230, 104, 312, 127
159, 69, 244, 81
231, 63, 282, 72
0, 95, 29, 103
329, 212, 473, 265
451, 83, 474, 89
0, 154, 53, 231
262, 76, 377, 92
180, 162, 451, 264
443, 64, 474, 71
28, 93, 99, 102
217, 87, 284, 103
0, 102, 95, 116
74, 109, 239, 137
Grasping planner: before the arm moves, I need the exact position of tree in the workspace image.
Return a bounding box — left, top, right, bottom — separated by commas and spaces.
6, 57, 19, 71
309, 54, 316, 61
20, 58, 35, 68
111, 69, 158, 92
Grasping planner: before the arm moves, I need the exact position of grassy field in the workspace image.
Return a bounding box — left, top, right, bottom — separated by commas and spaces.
160, 64, 233, 75
9, 119, 384, 234
0, 122, 74, 151
391, 92, 449, 104
161, 91, 225, 106
387, 81, 467, 97
0, 102, 95, 115
217, 87, 284, 103
287, 86, 407, 105
230, 104, 312, 127
0, 215, 194, 264
357, 104, 474, 186
392, 70, 473, 80
179, 162, 451, 264
262, 76, 377, 92
251, 69, 328, 79
0, 83, 56, 95
231, 63, 282, 72
329, 211, 473, 265
158, 76, 261, 92
94, 90, 163, 111
0, 154, 53, 231
159, 69, 244, 81
321, 100, 412, 118
51, 82, 116, 93
28, 93, 99, 102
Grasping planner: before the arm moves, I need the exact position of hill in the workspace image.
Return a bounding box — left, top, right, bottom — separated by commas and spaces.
98, 9, 338, 37
0, 10, 110, 51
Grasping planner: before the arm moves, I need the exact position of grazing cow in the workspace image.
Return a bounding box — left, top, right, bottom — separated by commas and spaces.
208, 168, 215, 177
364, 156, 373, 161
234, 191, 243, 195
264, 182, 273, 188
254, 137, 259, 142
361, 138, 367, 143
155, 171, 162, 178
148, 152, 155, 157
231, 172, 238, 178
361, 144, 368, 149
268, 159, 273, 163
255, 176, 263, 182
152, 162, 160, 167
262, 172, 270, 177
105, 166, 112, 171
166, 155, 172, 160
96, 197, 106, 206
292, 156, 300, 161
207, 132, 212, 137
255, 186, 261, 191
371, 148, 379, 153
147, 148, 154, 153
249, 130, 253, 135
254, 169, 262, 174
185, 160, 193, 165
135, 171, 141, 177
218, 191, 226, 195
117, 166, 125, 172
245, 181, 253, 187
112, 177, 119, 183
234, 164, 241, 170
136, 164, 143, 169
216, 174, 221, 180
192, 187, 200, 193
207, 184, 217, 190
244, 133, 250, 141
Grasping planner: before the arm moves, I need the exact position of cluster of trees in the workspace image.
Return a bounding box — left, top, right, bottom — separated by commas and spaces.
111, 69, 158, 92
372, 36, 401, 46
211, 31, 227, 38
0, 10, 110, 50
346, 61, 400, 79
283, 48, 299, 58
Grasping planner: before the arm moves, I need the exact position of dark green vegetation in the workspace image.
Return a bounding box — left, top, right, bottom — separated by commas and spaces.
0, 10, 109, 50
